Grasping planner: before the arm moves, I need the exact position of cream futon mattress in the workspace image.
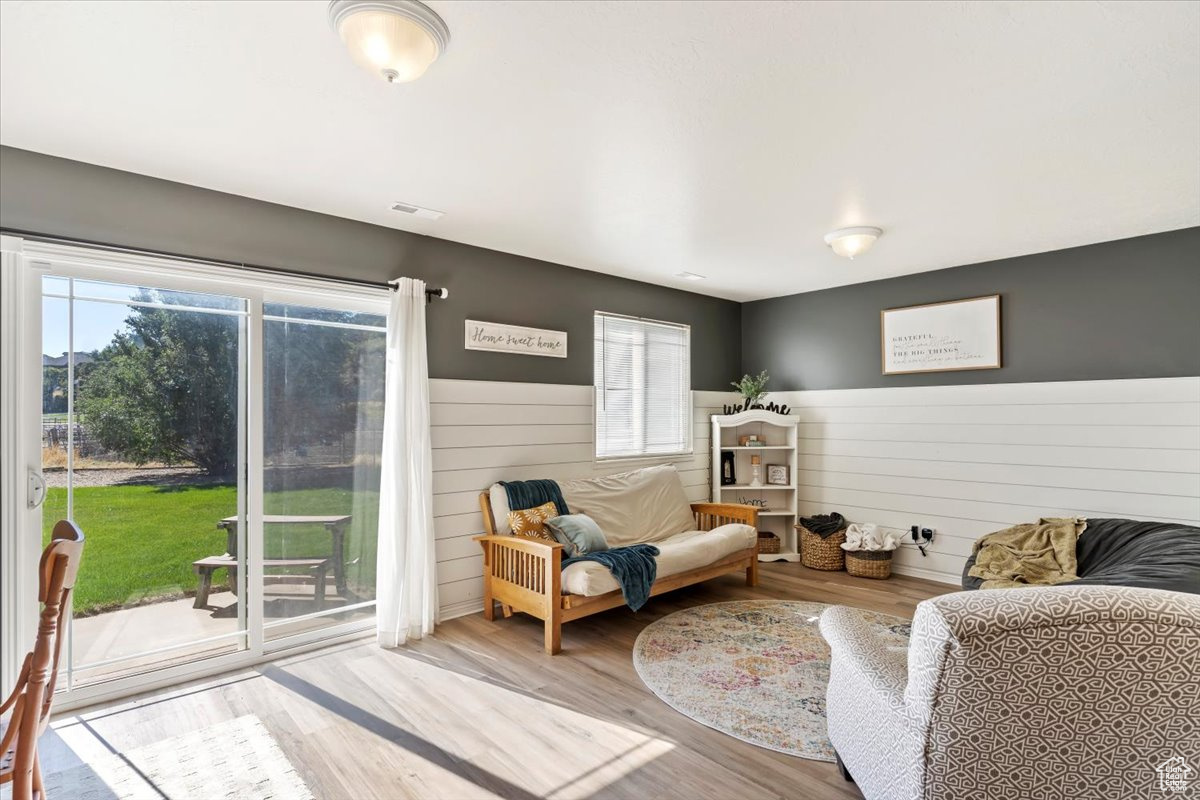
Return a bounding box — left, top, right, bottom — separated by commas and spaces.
560, 523, 756, 596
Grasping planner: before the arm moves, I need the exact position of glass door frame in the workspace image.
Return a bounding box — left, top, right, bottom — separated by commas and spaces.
1, 237, 386, 711
0, 235, 46, 698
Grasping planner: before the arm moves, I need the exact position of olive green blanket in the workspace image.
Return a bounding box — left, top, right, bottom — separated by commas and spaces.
968, 517, 1087, 589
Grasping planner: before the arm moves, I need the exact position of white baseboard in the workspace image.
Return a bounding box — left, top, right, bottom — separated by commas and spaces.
435, 566, 960, 624
891, 563, 963, 586
438, 598, 484, 623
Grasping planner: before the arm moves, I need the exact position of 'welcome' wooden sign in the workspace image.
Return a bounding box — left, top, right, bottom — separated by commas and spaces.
465, 320, 567, 358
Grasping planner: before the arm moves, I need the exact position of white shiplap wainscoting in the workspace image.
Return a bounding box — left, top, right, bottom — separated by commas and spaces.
430, 376, 1200, 617
775, 377, 1200, 585
430, 379, 729, 621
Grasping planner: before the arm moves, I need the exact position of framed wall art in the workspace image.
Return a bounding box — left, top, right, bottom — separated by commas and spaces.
881, 295, 1001, 375
766, 464, 790, 486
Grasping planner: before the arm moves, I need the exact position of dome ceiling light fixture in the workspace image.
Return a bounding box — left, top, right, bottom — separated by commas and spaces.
328, 0, 450, 84
824, 226, 883, 260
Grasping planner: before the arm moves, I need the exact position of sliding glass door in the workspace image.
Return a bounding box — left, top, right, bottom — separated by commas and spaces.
19, 243, 387, 698
41, 275, 249, 687
261, 303, 384, 641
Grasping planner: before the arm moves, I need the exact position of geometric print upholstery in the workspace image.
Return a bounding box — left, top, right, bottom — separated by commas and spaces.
821, 605, 925, 800
821, 585, 1200, 800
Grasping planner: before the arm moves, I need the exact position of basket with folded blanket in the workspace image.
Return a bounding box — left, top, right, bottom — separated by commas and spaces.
797, 513, 848, 570
840, 523, 904, 579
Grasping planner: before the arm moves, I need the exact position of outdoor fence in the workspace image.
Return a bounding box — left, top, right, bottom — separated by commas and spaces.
42, 420, 108, 459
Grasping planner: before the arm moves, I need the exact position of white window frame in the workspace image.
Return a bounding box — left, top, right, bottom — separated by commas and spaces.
0, 236, 388, 710
593, 311, 693, 463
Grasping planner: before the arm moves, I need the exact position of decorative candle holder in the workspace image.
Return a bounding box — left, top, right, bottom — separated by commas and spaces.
750, 454, 762, 487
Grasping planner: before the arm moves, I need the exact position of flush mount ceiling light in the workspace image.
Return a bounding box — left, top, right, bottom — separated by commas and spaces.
824, 226, 883, 260
674, 270, 706, 281
328, 0, 450, 84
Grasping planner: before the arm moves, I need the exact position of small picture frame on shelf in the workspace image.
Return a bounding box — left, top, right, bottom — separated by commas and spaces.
738, 434, 760, 447
766, 464, 790, 486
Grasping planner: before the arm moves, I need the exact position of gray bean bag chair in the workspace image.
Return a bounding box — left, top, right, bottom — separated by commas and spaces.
962, 518, 1200, 595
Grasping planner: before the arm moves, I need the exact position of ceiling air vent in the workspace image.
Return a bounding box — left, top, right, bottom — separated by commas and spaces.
389, 201, 444, 220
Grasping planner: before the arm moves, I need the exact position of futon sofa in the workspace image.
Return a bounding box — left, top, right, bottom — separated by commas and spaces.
820, 585, 1200, 800
476, 464, 758, 653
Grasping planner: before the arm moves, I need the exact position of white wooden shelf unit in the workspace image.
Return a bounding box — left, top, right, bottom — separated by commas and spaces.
711, 410, 801, 562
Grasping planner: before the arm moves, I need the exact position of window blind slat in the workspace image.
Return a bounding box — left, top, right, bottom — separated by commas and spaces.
594, 313, 691, 459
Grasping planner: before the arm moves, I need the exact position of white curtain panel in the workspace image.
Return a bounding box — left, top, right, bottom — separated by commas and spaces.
376, 278, 437, 647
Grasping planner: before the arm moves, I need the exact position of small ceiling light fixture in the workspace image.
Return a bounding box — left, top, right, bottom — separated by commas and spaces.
674, 270, 706, 281
329, 0, 450, 84
824, 226, 883, 260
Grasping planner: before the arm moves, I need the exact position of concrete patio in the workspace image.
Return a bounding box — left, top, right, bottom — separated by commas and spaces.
70, 586, 372, 685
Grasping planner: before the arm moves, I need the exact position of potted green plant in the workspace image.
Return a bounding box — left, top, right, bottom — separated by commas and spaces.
731, 371, 770, 408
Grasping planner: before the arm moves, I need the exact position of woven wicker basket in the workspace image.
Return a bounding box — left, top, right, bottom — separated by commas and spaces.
797, 525, 846, 571
756, 532, 781, 554
845, 549, 893, 579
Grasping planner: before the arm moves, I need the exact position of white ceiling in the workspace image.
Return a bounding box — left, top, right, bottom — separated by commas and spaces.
1, 1, 1197, 301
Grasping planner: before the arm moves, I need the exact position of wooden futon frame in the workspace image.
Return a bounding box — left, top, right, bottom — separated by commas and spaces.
475, 496, 759, 654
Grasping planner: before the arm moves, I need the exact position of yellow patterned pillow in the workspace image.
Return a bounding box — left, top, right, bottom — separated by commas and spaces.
507, 502, 559, 541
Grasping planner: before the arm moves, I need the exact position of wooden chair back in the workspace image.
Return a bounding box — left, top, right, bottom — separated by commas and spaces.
0, 520, 85, 799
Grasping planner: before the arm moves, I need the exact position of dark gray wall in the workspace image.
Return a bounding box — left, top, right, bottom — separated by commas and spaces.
0, 146, 741, 389
742, 227, 1200, 391
6, 146, 1196, 394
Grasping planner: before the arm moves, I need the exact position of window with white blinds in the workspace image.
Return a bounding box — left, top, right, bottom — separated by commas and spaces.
594, 312, 691, 460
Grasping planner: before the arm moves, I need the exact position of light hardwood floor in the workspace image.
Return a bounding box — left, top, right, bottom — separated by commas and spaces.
45, 564, 949, 800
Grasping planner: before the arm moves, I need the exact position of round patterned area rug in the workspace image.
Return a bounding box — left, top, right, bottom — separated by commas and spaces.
633, 599, 910, 761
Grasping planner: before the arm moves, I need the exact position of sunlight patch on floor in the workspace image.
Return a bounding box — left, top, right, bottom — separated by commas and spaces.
37, 714, 312, 799
278, 646, 678, 800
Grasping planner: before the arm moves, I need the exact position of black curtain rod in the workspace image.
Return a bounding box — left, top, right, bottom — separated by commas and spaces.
1, 228, 447, 301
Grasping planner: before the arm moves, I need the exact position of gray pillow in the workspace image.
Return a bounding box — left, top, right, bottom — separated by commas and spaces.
545, 514, 609, 558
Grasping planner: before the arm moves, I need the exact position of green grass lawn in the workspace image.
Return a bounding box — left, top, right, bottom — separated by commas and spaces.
44, 484, 379, 616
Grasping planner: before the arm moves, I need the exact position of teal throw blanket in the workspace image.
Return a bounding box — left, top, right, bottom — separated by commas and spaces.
562, 544, 660, 611
501, 479, 569, 516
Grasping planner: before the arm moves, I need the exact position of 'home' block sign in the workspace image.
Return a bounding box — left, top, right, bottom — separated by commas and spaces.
465, 320, 567, 358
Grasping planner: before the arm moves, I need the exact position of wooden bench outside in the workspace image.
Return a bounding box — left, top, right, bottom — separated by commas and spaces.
192, 556, 330, 610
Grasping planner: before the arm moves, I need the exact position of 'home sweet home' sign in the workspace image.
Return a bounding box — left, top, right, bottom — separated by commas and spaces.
465, 320, 567, 358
